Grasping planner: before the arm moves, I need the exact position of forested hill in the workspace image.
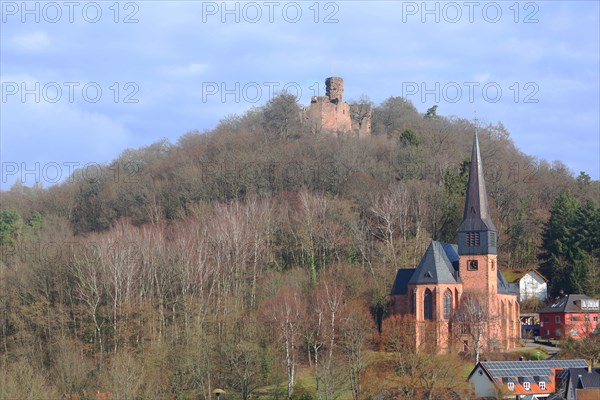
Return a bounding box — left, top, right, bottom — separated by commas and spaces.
1, 94, 598, 398
3, 94, 596, 271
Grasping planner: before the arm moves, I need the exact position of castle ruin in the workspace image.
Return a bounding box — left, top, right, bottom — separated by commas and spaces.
303, 77, 371, 137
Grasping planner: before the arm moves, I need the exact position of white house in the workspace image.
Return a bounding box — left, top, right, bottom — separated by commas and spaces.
514, 270, 548, 302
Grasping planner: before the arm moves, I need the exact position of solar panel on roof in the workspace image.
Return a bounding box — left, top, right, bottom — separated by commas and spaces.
481, 359, 589, 381
518, 376, 534, 383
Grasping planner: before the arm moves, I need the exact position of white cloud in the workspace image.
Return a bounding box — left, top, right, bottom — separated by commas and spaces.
11, 31, 50, 52
0, 75, 134, 189
162, 62, 209, 77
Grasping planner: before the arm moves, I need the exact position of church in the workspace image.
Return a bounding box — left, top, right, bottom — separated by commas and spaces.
389, 133, 520, 353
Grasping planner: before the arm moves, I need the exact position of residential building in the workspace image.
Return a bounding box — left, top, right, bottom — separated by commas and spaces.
468, 359, 589, 399
553, 366, 600, 400
538, 294, 600, 340
511, 269, 548, 302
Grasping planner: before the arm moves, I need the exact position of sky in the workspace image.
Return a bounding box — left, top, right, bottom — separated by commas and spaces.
1, 0, 599, 190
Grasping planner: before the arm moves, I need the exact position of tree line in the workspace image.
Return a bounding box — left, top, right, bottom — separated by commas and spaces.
1, 93, 598, 398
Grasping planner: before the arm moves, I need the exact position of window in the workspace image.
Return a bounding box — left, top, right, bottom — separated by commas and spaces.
543, 316, 549, 323
555, 328, 561, 338
571, 316, 579, 322
555, 316, 561, 323
585, 315, 590, 322
462, 340, 468, 352
467, 260, 479, 271
489, 231, 497, 247
594, 316, 599, 322
466, 232, 480, 247
544, 329, 549, 337
443, 290, 452, 320
507, 382, 514, 391
523, 382, 530, 391
539, 381, 546, 390
424, 289, 433, 320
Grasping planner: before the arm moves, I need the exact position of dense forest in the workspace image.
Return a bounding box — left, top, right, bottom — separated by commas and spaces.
1, 94, 598, 399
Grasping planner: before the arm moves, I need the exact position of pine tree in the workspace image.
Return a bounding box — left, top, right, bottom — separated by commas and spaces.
540, 192, 600, 297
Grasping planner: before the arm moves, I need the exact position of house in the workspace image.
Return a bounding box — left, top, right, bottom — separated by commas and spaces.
468, 359, 589, 399
538, 294, 600, 340
388, 132, 520, 352
553, 366, 600, 400
510, 270, 548, 302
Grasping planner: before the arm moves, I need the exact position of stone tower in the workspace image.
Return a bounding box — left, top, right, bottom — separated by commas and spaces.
325, 77, 344, 104
302, 77, 352, 134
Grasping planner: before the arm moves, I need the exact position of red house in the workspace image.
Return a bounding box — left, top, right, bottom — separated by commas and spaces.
538, 294, 600, 340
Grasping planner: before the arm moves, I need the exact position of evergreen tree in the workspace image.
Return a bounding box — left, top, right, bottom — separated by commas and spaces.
540, 192, 600, 297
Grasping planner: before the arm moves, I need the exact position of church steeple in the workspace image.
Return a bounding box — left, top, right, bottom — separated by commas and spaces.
457, 132, 498, 255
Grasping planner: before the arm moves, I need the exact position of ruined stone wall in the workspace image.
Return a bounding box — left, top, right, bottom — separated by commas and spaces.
325, 77, 344, 103
302, 77, 361, 135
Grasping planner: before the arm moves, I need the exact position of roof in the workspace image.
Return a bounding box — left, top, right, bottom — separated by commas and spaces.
458, 132, 497, 233
469, 359, 589, 385
538, 294, 600, 314
505, 268, 547, 283
497, 268, 518, 295
390, 268, 416, 295
390, 240, 517, 294
569, 367, 600, 390
407, 241, 460, 285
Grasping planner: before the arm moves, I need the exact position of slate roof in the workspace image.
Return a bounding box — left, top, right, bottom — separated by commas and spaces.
391, 240, 518, 295
498, 268, 518, 295
458, 132, 497, 233
569, 367, 600, 390
538, 294, 600, 314
408, 241, 460, 285
390, 268, 416, 295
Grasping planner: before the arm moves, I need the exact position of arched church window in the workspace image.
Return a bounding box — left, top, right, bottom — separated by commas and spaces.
444, 290, 452, 320
424, 289, 433, 320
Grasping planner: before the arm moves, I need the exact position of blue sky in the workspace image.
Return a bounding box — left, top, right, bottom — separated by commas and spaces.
1, 0, 599, 189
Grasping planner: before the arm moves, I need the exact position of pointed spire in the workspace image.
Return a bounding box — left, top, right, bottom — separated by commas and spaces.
458, 131, 497, 232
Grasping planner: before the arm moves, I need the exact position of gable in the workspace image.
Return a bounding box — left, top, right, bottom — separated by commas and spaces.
468, 365, 497, 399
521, 271, 547, 286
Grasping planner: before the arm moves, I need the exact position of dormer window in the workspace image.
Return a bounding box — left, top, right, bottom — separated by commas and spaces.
507, 382, 514, 391
539, 381, 546, 390
523, 382, 530, 391
466, 232, 480, 247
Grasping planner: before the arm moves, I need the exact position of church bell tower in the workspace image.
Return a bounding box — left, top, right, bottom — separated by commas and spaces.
458, 132, 498, 295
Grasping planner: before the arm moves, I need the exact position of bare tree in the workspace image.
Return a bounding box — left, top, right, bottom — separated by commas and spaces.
341, 301, 373, 400
70, 241, 105, 354
349, 95, 373, 136
451, 292, 494, 363
259, 286, 303, 399
368, 184, 409, 266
